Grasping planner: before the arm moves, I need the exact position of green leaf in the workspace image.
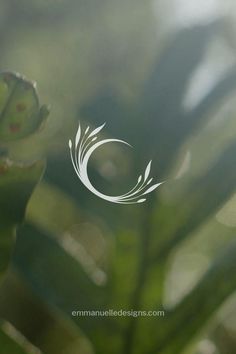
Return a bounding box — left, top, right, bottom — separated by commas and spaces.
0, 157, 45, 280
147, 240, 236, 354
0, 321, 40, 354
13, 223, 107, 334
0, 72, 49, 142
0, 228, 15, 282
0, 157, 45, 227
152, 140, 236, 263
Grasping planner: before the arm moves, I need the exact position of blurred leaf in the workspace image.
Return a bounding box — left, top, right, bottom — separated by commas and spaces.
0, 321, 40, 354
136, 24, 236, 178
147, 240, 236, 354
0, 272, 92, 354
152, 140, 236, 263
0, 158, 45, 280
13, 223, 108, 334
136, 24, 219, 164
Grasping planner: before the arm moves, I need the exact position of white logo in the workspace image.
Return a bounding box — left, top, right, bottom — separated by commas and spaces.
69, 123, 164, 204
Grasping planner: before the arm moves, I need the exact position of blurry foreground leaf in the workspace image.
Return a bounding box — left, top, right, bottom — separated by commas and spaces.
0, 321, 41, 354
13, 223, 107, 334
148, 240, 236, 354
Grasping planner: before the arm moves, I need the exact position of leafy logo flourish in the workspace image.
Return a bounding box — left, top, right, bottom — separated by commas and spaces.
69, 123, 164, 204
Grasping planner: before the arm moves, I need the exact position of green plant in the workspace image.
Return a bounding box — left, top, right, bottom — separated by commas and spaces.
38, 23, 236, 354
0, 20, 236, 354
0, 72, 49, 353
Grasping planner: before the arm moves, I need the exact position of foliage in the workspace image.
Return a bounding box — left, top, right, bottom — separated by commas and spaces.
0, 1, 236, 354
0, 71, 48, 352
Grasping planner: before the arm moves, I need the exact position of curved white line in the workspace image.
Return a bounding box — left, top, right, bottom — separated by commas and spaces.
69, 123, 164, 204
80, 139, 132, 203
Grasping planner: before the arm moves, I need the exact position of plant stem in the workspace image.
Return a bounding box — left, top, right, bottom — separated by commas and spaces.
0, 227, 15, 283
123, 197, 154, 354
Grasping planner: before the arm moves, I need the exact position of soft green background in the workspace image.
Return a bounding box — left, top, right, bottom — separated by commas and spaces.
0, 0, 236, 353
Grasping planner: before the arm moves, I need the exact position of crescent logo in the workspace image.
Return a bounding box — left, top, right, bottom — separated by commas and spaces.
69, 123, 164, 204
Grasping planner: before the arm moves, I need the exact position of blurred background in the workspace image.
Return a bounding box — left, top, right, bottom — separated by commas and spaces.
1, 0, 236, 353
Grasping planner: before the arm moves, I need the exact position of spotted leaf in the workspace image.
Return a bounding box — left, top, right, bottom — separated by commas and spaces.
0, 72, 49, 142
